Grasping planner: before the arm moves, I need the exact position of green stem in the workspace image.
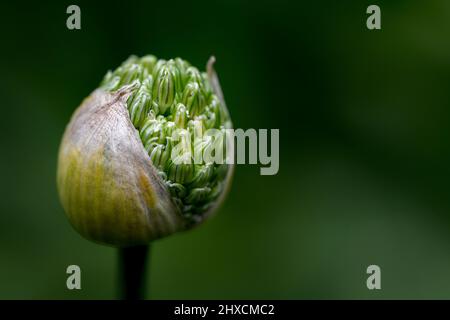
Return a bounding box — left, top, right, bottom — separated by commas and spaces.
118, 245, 150, 300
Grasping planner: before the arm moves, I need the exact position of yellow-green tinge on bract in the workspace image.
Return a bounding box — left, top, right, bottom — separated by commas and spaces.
57, 56, 233, 247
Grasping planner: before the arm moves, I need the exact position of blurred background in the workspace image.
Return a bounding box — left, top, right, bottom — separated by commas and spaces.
2, 0, 450, 299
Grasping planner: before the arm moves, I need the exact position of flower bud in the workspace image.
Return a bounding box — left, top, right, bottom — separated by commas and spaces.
173, 103, 188, 128
190, 163, 214, 187
140, 55, 157, 73
57, 55, 233, 247
152, 66, 176, 114
167, 159, 195, 184
175, 58, 190, 77
185, 66, 202, 85
182, 82, 206, 116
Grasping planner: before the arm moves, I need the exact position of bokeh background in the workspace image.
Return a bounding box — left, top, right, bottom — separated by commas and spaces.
2, 0, 450, 299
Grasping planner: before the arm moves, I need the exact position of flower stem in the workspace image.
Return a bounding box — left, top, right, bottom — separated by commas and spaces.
118, 244, 150, 300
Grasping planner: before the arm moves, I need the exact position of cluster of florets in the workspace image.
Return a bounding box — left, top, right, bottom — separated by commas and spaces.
101, 55, 231, 218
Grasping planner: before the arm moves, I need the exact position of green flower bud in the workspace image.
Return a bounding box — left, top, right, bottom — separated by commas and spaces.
57, 55, 233, 247
140, 55, 157, 73
166, 59, 183, 91
167, 181, 187, 199
185, 187, 212, 204
188, 118, 205, 139
207, 96, 221, 128
120, 64, 144, 87
128, 92, 150, 128
149, 140, 171, 171
152, 59, 166, 78
140, 117, 164, 147
190, 163, 214, 187
102, 75, 121, 91
173, 103, 188, 128
184, 66, 202, 85
182, 82, 206, 116
174, 57, 190, 77
167, 158, 195, 184
152, 66, 176, 114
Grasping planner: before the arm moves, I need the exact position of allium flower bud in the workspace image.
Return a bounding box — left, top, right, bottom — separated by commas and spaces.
173, 103, 188, 128
57, 55, 233, 247
152, 65, 177, 114
182, 82, 206, 116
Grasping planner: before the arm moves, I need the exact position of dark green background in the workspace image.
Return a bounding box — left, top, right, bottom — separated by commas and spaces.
2, 0, 450, 299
